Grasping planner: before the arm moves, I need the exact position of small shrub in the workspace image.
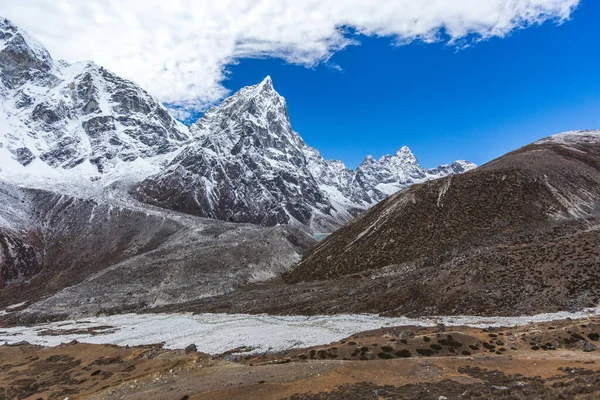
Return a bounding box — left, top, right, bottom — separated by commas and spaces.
429, 344, 442, 351
377, 352, 393, 359
439, 339, 463, 347
416, 348, 434, 356
381, 346, 393, 353
395, 349, 411, 358
423, 336, 431, 342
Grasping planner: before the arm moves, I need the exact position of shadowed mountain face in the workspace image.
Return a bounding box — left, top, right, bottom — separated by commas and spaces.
0, 181, 315, 323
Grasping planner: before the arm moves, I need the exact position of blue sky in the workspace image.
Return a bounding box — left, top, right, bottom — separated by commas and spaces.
218, 1, 599, 169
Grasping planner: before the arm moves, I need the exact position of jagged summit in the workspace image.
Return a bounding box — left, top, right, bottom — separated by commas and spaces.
258, 74, 273, 88
0, 17, 54, 89
136, 77, 476, 231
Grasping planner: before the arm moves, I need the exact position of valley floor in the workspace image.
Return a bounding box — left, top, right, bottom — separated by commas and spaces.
2, 314, 600, 399
2, 309, 600, 354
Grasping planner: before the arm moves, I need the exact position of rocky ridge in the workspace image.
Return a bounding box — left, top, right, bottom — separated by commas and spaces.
134, 76, 476, 231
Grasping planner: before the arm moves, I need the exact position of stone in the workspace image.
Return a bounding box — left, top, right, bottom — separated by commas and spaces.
583, 342, 597, 352
184, 344, 197, 354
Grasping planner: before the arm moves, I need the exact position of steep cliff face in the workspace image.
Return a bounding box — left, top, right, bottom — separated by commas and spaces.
134, 77, 340, 231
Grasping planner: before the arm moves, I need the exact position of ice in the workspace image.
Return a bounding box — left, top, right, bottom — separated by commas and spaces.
1, 309, 599, 355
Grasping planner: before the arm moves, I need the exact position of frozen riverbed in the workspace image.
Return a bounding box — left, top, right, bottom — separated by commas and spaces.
1, 309, 599, 355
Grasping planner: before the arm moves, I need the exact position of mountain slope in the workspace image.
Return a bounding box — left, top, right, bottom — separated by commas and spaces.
0, 180, 314, 322
165, 130, 600, 317
273, 130, 600, 315
134, 77, 475, 231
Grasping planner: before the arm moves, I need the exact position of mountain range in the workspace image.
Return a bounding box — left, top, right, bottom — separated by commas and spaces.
0, 17, 474, 234
167, 130, 600, 317
0, 17, 475, 322
6, 15, 597, 324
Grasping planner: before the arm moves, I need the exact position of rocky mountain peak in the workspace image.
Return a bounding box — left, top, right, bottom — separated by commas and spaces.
393, 145, 418, 162
0, 17, 53, 88
137, 77, 476, 231
0, 18, 189, 182
257, 74, 274, 89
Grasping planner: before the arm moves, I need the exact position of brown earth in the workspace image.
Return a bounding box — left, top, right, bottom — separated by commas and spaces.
138, 133, 600, 319
273, 132, 600, 316
3, 316, 600, 399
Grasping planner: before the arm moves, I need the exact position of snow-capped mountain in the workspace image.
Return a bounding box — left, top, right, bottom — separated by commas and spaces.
0, 17, 475, 232
351, 147, 475, 205
135, 77, 476, 231
0, 17, 189, 185
134, 77, 342, 231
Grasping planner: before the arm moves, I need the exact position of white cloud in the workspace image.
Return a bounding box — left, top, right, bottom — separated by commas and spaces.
0, 0, 579, 114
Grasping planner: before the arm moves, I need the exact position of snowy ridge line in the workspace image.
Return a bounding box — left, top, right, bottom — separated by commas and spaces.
1, 308, 599, 355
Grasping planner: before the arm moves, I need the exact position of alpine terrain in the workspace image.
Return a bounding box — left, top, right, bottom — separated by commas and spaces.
157, 130, 600, 317
0, 17, 314, 322
0, 16, 474, 322
134, 76, 475, 232
1, 6, 600, 400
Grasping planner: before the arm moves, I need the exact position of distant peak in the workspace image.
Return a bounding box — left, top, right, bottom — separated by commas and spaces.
361, 155, 376, 165
0, 16, 53, 76
249, 75, 274, 92
261, 75, 273, 86
390, 146, 418, 164
235, 75, 278, 98
0, 16, 16, 31
395, 146, 414, 156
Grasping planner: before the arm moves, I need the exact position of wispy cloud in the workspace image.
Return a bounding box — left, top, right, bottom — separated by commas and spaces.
0, 0, 579, 114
